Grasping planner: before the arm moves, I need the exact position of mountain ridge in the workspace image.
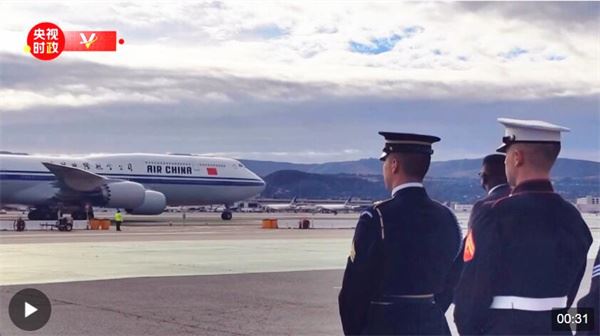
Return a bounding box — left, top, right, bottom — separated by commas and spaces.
241, 157, 599, 179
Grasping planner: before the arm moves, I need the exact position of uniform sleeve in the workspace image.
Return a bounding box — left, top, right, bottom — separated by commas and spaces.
435, 212, 463, 312
567, 216, 594, 309
338, 208, 383, 335
576, 249, 600, 336
453, 210, 500, 335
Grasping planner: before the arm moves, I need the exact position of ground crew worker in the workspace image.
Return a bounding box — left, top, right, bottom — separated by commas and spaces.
453, 118, 593, 334
338, 132, 461, 335
114, 209, 123, 231
576, 248, 599, 335
14, 216, 25, 231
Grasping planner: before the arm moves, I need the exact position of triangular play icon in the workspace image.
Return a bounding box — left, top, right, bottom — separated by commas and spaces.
24, 302, 38, 318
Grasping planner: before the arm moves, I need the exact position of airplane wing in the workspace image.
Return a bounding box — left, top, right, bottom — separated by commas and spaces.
42, 162, 107, 192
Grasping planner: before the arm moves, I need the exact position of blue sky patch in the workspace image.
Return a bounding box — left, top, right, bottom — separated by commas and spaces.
499, 47, 528, 59
546, 54, 567, 61
349, 26, 424, 55
240, 24, 289, 39
349, 34, 402, 54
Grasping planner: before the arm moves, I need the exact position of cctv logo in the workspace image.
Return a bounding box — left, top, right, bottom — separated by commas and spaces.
79, 33, 98, 49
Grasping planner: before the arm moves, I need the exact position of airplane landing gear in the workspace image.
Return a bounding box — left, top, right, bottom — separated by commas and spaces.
221, 211, 233, 220
28, 208, 58, 221
221, 204, 233, 220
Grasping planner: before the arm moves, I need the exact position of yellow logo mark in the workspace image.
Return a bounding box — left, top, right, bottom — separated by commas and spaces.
80, 33, 98, 49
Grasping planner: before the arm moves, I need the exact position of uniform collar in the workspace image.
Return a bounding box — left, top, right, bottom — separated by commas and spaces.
512, 179, 554, 195
488, 183, 509, 196
391, 182, 424, 197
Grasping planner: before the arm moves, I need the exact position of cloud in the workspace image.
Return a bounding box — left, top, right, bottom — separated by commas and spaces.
457, 2, 600, 33
0, 2, 598, 163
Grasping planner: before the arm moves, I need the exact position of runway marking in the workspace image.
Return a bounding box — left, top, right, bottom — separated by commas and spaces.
0, 238, 350, 285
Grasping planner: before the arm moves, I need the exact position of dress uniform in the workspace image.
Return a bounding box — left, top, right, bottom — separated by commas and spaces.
338, 132, 461, 335
467, 183, 510, 229
438, 177, 510, 312
576, 248, 600, 335
453, 118, 593, 335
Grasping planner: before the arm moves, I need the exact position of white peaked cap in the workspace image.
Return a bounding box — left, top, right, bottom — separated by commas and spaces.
496, 118, 570, 153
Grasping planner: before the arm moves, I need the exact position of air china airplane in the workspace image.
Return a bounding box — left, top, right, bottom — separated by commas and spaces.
0, 152, 265, 221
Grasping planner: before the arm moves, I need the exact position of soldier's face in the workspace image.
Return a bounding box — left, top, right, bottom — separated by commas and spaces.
479, 165, 488, 190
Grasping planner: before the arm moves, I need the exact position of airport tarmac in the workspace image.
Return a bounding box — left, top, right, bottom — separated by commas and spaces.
0, 212, 598, 335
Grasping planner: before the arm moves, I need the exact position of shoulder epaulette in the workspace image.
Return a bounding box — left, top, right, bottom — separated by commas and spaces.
373, 197, 394, 208
492, 194, 513, 208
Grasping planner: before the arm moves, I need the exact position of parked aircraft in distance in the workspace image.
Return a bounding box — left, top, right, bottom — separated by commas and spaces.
262, 197, 298, 212
312, 197, 359, 215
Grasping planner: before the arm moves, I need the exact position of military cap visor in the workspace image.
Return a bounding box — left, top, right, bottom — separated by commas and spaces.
496, 118, 570, 153
379, 132, 441, 161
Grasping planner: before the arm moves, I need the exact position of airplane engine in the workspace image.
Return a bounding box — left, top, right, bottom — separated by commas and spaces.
102, 181, 146, 209
126, 190, 167, 215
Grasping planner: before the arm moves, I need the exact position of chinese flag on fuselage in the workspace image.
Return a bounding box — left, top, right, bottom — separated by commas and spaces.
207, 167, 218, 176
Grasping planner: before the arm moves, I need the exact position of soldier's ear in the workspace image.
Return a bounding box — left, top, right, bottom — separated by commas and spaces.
513, 149, 524, 167
391, 157, 400, 174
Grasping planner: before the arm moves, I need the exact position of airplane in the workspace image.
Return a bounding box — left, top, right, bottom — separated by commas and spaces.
0, 152, 265, 221
262, 197, 298, 212
312, 197, 358, 215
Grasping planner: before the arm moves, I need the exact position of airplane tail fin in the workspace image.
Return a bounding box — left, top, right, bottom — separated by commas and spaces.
290, 197, 297, 205
345, 196, 352, 205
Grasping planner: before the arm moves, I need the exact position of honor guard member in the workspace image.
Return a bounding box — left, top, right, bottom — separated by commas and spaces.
438, 154, 511, 312
453, 118, 593, 335
576, 248, 599, 335
470, 154, 510, 229
338, 132, 461, 335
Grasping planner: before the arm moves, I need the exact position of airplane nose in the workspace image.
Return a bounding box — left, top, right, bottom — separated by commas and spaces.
246, 168, 266, 192
260, 178, 266, 190
256, 175, 266, 191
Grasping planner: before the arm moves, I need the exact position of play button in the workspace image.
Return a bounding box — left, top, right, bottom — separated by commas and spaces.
25, 302, 38, 318
8, 288, 51, 331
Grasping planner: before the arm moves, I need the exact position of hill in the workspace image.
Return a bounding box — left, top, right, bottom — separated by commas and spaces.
243, 158, 599, 179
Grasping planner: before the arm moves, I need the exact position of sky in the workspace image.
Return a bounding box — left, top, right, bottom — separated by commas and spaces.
1, 1, 599, 163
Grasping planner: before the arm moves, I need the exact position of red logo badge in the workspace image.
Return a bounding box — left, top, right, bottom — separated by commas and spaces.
26, 22, 124, 61
463, 229, 476, 262
26, 22, 65, 61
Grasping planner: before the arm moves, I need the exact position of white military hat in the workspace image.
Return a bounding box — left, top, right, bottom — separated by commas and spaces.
496, 118, 570, 153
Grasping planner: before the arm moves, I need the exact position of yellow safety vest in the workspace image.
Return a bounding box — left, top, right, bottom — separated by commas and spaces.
114, 212, 123, 222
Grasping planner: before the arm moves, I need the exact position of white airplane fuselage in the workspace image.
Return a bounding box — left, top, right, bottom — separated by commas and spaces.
0, 153, 265, 213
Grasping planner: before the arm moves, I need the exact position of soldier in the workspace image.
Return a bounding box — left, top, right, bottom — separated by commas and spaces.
471, 154, 510, 228
453, 118, 593, 334
438, 154, 511, 312
338, 132, 461, 335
